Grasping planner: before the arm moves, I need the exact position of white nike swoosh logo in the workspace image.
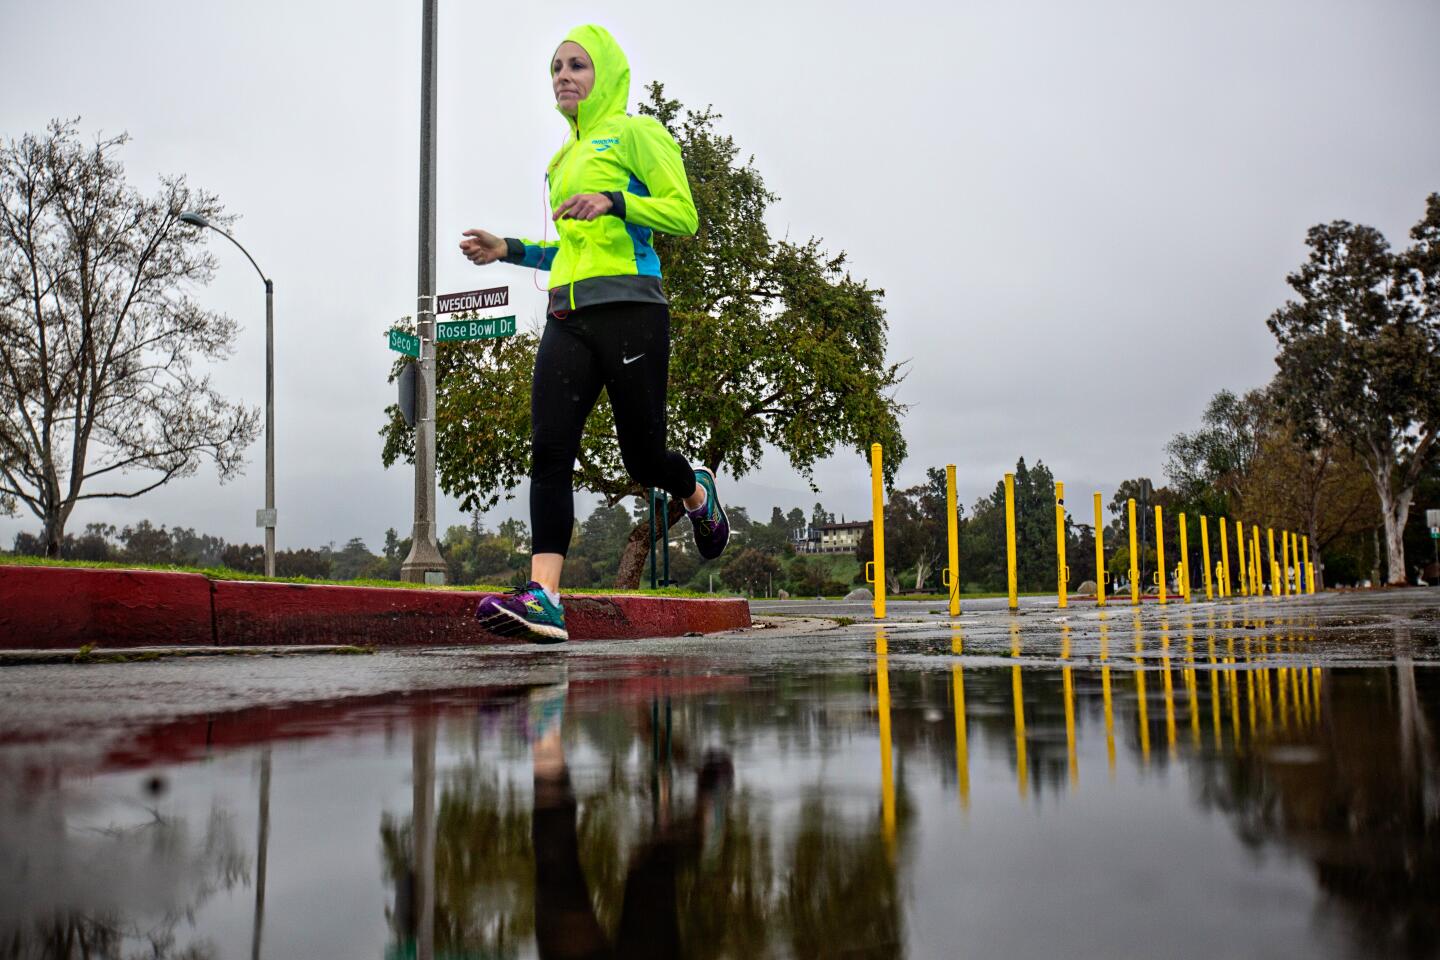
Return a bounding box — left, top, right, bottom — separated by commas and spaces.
623, 354, 644, 364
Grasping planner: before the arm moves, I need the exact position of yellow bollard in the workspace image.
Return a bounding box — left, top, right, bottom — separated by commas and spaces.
1219, 518, 1231, 598
1296, 532, 1307, 592
1155, 505, 1168, 605
1094, 492, 1107, 608
1178, 512, 1191, 602
1303, 535, 1313, 593
1005, 472, 1018, 611
1055, 481, 1068, 609
868, 443, 886, 619
1235, 521, 1247, 597
1252, 529, 1262, 597
944, 464, 960, 617
1267, 528, 1277, 599
1201, 515, 1214, 600
1284, 529, 1296, 595
1128, 498, 1140, 606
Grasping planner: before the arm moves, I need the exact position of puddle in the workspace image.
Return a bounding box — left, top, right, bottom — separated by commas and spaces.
1, 629, 1437, 958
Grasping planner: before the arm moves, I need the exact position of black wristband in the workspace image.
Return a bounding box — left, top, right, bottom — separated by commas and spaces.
601, 191, 627, 219
502, 238, 526, 263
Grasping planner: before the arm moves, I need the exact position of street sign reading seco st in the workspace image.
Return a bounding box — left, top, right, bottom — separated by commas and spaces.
437, 315, 517, 343
388, 329, 420, 357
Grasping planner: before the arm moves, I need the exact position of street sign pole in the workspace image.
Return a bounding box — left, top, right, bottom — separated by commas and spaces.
400, 0, 447, 585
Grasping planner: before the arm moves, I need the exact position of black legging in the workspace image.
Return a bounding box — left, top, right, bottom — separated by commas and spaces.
530, 300, 696, 557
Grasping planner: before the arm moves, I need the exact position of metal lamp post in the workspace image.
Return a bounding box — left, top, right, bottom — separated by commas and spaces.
178, 211, 277, 578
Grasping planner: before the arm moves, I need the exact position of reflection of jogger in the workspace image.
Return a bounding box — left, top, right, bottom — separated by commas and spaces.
529, 684, 732, 959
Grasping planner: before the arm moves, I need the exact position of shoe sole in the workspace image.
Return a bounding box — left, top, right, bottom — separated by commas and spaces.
476, 605, 568, 643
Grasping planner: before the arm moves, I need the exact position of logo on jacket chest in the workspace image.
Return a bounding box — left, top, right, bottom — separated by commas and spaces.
591, 137, 620, 152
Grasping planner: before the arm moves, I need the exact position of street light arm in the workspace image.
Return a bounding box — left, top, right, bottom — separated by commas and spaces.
203, 222, 270, 286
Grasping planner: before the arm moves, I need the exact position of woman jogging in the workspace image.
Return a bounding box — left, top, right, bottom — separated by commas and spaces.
461, 24, 729, 643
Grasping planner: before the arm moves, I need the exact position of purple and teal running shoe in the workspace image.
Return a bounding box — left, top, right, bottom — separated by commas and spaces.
475, 581, 568, 643
688, 467, 730, 561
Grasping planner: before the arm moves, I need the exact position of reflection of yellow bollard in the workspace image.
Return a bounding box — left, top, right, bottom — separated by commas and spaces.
944, 464, 960, 617
1178, 512, 1191, 602
1303, 535, 1313, 594
1102, 664, 1116, 778
1005, 473, 1018, 611
1012, 663, 1028, 798
1162, 656, 1177, 757
1094, 493, 1107, 608
868, 444, 886, 620
1267, 528, 1277, 599
1063, 665, 1078, 787
952, 628, 968, 810
1201, 516, 1214, 600
1155, 505, 1168, 605
876, 629, 895, 854
1128, 498, 1140, 606
1055, 482, 1068, 609
1135, 669, 1151, 764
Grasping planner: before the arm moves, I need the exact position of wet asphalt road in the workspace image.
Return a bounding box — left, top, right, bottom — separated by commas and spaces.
3, 588, 1439, 959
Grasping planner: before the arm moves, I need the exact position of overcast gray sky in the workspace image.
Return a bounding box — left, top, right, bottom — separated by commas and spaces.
3, 0, 1438, 550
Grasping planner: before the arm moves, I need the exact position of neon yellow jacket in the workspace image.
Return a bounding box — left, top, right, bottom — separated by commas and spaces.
503, 25, 698, 313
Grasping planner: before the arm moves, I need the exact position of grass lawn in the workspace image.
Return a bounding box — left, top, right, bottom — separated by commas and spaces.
0, 554, 728, 598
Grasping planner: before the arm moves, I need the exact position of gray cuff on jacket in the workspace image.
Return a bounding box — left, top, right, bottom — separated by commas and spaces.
502, 238, 526, 263
601, 191, 627, 219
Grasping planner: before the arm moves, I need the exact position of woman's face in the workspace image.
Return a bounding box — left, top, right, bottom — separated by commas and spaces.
552, 41, 594, 117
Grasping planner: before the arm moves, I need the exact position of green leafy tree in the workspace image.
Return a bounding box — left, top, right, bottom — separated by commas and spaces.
0, 120, 259, 556
119, 519, 173, 564
1167, 386, 1375, 589
1267, 198, 1440, 583
721, 547, 782, 596
330, 537, 375, 580
380, 85, 907, 587
277, 547, 332, 579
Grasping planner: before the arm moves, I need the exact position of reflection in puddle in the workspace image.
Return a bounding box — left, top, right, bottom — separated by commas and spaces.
1, 625, 1437, 959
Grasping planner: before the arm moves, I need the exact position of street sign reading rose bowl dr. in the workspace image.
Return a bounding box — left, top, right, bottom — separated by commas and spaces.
437, 315, 517, 343
437, 285, 509, 314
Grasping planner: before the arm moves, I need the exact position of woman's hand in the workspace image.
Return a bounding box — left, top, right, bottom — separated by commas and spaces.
553, 193, 613, 222
459, 229, 508, 265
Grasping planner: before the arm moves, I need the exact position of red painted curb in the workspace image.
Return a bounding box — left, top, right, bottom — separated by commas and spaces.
0, 565, 751, 649
0, 566, 213, 648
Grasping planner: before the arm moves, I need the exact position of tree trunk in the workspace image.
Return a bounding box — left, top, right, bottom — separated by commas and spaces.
1375, 478, 1414, 585
43, 511, 64, 558
615, 523, 652, 589
1307, 518, 1326, 591
614, 502, 686, 589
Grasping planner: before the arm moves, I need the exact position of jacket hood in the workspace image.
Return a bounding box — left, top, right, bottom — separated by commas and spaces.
554, 24, 629, 136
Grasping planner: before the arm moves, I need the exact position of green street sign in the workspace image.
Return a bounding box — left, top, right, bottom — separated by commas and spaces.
388, 329, 420, 357
437, 315, 516, 343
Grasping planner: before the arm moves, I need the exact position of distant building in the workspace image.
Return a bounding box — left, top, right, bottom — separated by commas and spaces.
792, 519, 870, 555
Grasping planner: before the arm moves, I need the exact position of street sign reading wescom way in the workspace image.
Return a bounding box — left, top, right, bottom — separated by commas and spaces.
437, 285, 509, 314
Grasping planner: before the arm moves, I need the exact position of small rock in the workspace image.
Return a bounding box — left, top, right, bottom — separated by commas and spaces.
1075, 580, 1098, 597
777, 589, 790, 600
845, 587, 874, 602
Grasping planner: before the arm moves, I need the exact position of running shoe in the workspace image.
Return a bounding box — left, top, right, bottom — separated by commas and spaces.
475, 581, 568, 643
687, 467, 730, 560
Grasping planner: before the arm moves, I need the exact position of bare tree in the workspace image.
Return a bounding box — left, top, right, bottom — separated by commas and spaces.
0, 119, 258, 555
